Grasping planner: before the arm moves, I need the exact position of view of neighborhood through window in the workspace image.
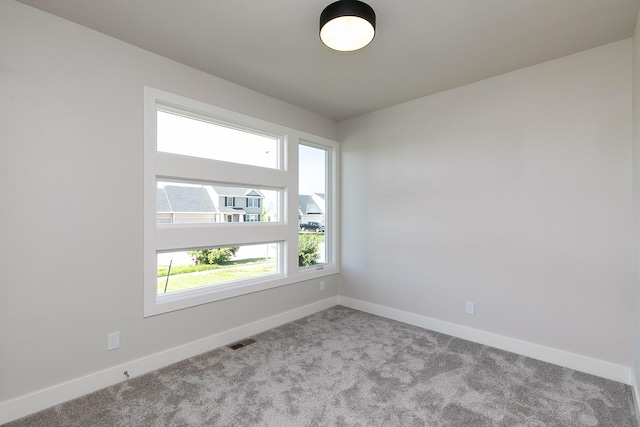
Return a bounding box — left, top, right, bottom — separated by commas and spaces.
158, 243, 279, 295
146, 88, 337, 316
156, 181, 279, 224
299, 144, 327, 267
157, 110, 279, 169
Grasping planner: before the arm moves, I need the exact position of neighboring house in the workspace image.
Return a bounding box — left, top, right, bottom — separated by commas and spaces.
156, 188, 173, 223
156, 184, 265, 223
210, 186, 265, 223
299, 193, 325, 226
157, 186, 217, 223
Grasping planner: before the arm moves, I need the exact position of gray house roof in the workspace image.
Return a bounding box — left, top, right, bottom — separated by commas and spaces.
163, 186, 216, 212
212, 186, 265, 198
299, 194, 322, 215
157, 185, 265, 214
157, 188, 172, 212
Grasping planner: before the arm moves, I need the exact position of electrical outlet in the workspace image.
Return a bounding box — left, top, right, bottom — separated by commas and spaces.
465, 301, 475, 316
107, 332, 120, 351
319, 280, 325, 291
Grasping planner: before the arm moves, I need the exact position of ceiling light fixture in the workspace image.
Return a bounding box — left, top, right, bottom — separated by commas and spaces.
320, 0, 376, 52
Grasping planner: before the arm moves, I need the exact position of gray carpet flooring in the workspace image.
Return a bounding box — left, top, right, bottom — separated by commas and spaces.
5, 306, 638, 426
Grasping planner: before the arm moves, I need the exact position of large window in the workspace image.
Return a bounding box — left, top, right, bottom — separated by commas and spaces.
144, 87, 338, 316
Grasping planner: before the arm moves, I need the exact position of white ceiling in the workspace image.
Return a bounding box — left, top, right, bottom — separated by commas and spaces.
17, 0, 640, 121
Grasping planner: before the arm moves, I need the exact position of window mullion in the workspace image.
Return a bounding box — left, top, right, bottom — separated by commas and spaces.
156, 152, 289, 189
156, 224, 288, 252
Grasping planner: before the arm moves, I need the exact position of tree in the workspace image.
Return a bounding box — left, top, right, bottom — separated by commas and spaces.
298, 234, 320, 267
189, 247, 239, 265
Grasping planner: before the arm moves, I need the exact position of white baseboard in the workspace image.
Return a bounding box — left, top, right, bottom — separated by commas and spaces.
0, 296, 338, 425
632, 369, 640, 423
3, 295, 632, 424
338, 296, 632, 385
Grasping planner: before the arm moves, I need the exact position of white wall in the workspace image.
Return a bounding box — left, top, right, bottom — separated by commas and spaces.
1, 0, 635, 420
339, 40, 633, 367
632, 10, 640, 400
0, 0, 338, 409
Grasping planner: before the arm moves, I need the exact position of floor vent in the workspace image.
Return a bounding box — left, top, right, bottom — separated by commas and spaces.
228, 338, 256, 350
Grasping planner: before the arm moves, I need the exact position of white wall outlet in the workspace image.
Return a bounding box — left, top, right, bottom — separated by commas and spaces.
107, 332, 120, 351
465, 301, 475, 315
319, 280, 325, 291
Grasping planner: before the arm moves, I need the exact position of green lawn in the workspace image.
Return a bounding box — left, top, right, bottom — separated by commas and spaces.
158, 261, 276, 294
157, 257, 270, 277
157, 233, 324, 294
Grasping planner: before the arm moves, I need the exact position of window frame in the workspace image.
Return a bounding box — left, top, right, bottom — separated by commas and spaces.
298, 140, 332, 270
144, 87, 339, 317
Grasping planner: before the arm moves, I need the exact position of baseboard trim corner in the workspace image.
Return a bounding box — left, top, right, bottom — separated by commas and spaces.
337, 296, 631, 385
631, 368, 640, 424
0, 296, 338, 425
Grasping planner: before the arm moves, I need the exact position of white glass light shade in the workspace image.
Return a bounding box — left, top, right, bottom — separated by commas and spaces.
320, 16, 375, 51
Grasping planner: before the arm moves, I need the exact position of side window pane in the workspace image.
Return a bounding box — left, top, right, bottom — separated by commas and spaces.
298, 144, 327, 267
158, 243, 279, 294
157, 110, 279, 169
157, 181, 279, 224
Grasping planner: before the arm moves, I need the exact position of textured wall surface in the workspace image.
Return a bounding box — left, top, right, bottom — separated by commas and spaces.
339, 39, 633, 366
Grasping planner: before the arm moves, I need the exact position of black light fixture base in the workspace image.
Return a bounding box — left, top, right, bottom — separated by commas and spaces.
320, 0, 376, 52
320, 0, 376, 30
